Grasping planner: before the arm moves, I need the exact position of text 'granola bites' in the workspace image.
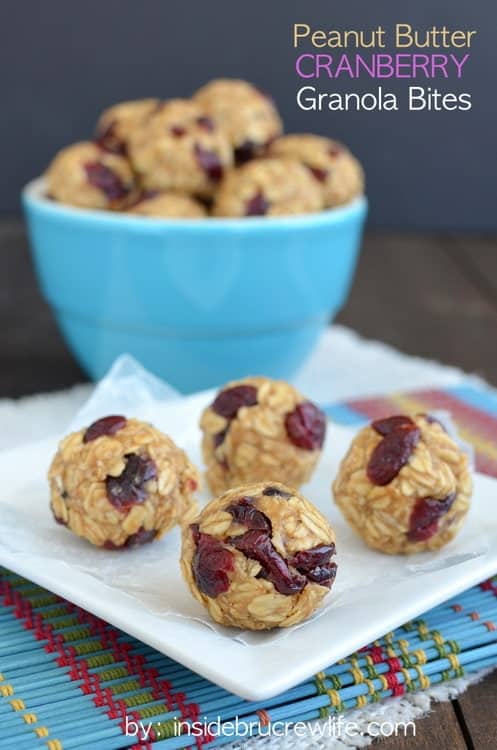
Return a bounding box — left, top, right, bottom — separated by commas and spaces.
181, 481, 337, 629
48, 416, 199, 549
332, 415, 472, 555
212, 158, 324, 217
95, 98, 160, 156
45, 141, 136, 210
128, 98, 233, 198
200, 376, 327, 495
268, 134, 364, 209
194, 78, 283, 164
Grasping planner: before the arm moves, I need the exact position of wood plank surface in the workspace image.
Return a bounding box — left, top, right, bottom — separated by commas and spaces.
453, 668, 497, 750
336, 232, 497, 386
376, 702, 467, 750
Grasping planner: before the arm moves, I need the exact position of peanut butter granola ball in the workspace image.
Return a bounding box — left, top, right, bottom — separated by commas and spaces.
128, 98, 233, 198
128, 191, 207, 218
95, 98, 159, 155
268, 134, 364, 208
212, 158, 324, 217
48, 416, 199, 549
333, 415, 472, 555
200, 377, 327, 495
46, 141, 136, 210
194, 78, 283, 165
181, 482, 336, 629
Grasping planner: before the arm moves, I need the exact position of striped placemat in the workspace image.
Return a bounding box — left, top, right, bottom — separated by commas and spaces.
1, 383, 497, 749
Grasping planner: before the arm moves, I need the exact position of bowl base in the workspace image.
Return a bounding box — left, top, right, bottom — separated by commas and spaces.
56, 313, 330, 392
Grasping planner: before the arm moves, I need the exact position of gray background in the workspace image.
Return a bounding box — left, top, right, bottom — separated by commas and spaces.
1, 0, 495, 228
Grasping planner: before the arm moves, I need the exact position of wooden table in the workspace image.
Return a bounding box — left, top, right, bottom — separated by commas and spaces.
1, 219, 496, 748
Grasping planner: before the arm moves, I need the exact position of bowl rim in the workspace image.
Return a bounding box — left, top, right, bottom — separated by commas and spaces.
22, 177, 367, 232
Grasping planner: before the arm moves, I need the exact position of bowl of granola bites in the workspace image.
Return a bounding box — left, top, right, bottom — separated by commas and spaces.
23, 79, 367, 392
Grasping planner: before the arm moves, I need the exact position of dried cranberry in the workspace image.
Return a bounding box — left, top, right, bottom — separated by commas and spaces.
307, 165, 328, 183
372, 415, 415, 437
367, 427, 420, 486
106, 453, 157, 511
191, 523, 201, 545
229, 530, 306, 595
288, 544, 337, 588
210, 385, 258, 468
305, 563, 337, 586
196, 116, 214, 132
262, 486, 291, 498
192, 526, 234, 597
285, 402, 326, 451
185, 477, 198, 492
234, 139, 257, 165
213, 428, 228, 449
83, 415, 127, 443
194, 144, 223, 182
423, 414, 447, 432
126, 190, 159, 210
211, 385, 258, 420
245, 191, 270, 216
52, 509, 67, 527
408, 493, 456, 542
103, 527, 157, 549
95, 121, 127, 156
84, 162, 130, 202
170, 125, 186, 137
227, 497, 272, 532
289, 544, 335, 570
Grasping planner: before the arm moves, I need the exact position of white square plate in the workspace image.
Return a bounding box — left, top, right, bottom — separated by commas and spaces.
0, 392, 496, 701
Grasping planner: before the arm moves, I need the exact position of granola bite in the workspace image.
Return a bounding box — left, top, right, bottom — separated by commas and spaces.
193, 78, 283, 165
268, 134, 364, 208
181, 481, 336, 629
128, 191, 207, 218
200, 376, 326, 494
95, 98, 159, 155
45, 141, 136, 210
127, 98, 233, 198
333, 415, 472, 555
212, 158, 324, 217
48, 415, 199, 549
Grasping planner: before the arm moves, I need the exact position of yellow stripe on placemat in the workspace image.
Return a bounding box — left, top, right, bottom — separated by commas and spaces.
10, 699, 25, 711
23, 713, 38, 724
35, 727, 49, 738
0, 684, 14, 697
47, 741, 63, 750
413, 665, 431, 690
412, 649, 428, 666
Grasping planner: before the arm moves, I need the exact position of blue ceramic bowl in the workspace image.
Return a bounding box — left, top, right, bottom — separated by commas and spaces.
23, 179, 367, 393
